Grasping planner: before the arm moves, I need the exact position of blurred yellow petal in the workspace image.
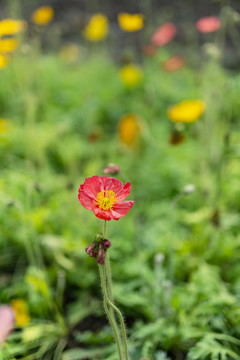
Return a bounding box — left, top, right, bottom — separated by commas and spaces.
0, 38, 19, 53
11, 299, 30, 327
31, 6, 54, 26
120, 64, 142, 87
118, 113, 141, 145
59, 43, 80, 64
0, 118, 11, 133
0, 18, 26, 36
83, 14, 108, 41
168, 100, 205, 123
0, 54, 9, 69
118, 13, 144, 32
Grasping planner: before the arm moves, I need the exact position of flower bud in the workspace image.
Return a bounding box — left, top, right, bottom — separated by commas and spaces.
85, 242, 99, 258
102, 239, 111, 249
96, 247, 106, 265
103, 163, 120, 175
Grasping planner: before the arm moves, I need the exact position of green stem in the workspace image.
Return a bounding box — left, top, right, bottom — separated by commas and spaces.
101, 220, 129, 360
103, 264, 129, 360
103, 221, 125, 358
98, 264, 123, 360
105, 252, 114, 302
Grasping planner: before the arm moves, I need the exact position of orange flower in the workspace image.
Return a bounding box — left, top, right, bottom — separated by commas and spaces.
83, 14, 108, 41
31, 6, 54, 26
118, 13, 144, 32
168, 100, 205, 123
11, 300, 30, 327
0, 38, 19, 53
0, 18, 26, 36
118, 113, 141, 145
161, 55, 185, 73
120, 64, 142, 88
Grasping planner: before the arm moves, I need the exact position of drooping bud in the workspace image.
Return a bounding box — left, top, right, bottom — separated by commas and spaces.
102, 239, 111, 249
85, 242, 99, 258
96, 246, 106, 265
103, 163, 120, 175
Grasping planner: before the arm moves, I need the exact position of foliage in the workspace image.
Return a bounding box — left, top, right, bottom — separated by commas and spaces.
1, 3, 240, 359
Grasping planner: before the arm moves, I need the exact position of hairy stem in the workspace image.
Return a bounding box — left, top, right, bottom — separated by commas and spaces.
98, 264, 123, 359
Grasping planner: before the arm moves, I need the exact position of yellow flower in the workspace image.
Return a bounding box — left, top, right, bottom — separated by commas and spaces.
11, 299, 30, 327
120, 64, 142, 88
83, 14, 108, 41
31, 6, 54, 26
59, 43, 80, 64
0, 54, 9, 69
0, 38, 19, 53
0, 18, 26, 36
118, 113, 141, 146
0, 118, 11, 132
168, 100, 206, 123
118, 13, 144, 32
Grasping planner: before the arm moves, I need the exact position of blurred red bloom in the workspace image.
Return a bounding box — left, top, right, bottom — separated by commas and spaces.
151, 22, 177, 46
142, 43, 157, 57
103, 164, 120, 175
78, 176, 134, 221
196, 16, 221, 33
161, 55, 185, 72
0, 305, 15, 346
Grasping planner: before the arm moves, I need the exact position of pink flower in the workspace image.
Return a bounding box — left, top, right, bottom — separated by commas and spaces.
151, 22, 177, 46
103, 164, 120, 175
78, 176, 134, 221
0, 305, 15, 346
196, 16, 221, 33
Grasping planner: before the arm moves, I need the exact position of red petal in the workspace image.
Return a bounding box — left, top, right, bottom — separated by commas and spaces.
82, 176, 103, 199
93, 205, 112, 221
116, 182, 131, 201
101, 177, 123, 194
78, 190, 94, 210
111, 201, 134, 220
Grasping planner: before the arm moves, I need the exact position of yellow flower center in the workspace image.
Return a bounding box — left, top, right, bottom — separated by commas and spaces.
96, 190, 116, 210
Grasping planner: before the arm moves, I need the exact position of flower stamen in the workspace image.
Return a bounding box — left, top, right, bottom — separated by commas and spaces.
96, 190, 116, 210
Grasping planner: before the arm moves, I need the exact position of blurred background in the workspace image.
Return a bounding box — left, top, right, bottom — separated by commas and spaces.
1, 0, 240, 359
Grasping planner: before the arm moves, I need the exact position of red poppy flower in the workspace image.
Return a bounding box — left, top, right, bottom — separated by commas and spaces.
196, 16, 221, 33
151, 22, 177, 46
78, 176, 134, 221
161, 55, 185, 73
